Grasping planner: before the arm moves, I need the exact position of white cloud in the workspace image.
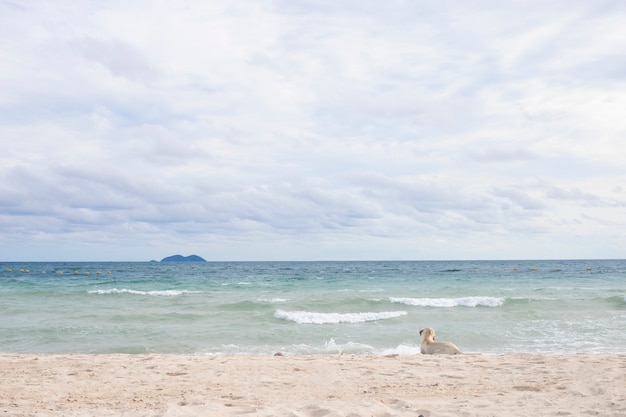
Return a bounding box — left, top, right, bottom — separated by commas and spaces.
1, 0, 625, 260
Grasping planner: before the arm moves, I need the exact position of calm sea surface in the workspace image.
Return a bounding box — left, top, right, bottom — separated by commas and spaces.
1, 260, 624, 354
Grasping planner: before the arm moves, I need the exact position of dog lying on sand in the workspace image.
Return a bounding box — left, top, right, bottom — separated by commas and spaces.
419, 327, 463, 354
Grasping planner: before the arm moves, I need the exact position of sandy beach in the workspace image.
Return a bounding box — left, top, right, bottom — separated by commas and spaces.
1, 353, 625, 416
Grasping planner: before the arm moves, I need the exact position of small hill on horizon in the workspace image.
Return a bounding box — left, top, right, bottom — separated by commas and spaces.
160, 254, 206, 262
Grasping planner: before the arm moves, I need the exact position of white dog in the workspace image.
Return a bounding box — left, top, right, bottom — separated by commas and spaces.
419, 327, 463, 355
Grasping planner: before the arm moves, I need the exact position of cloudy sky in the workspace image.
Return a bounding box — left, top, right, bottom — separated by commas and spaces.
1, 1, 625, 261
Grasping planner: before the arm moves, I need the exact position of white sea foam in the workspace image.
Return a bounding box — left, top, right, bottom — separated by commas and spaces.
257, 298, 289, 303
390, 296, 504, 307
202, 340, 419, 355
88, 288, 199, 297
201, 339, 380, 355
322, 338, 376, 354
274, 309, 407, 324
380, 344, 422, 356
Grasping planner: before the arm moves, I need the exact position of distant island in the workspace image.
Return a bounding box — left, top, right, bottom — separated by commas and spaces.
160, 254, 206, 262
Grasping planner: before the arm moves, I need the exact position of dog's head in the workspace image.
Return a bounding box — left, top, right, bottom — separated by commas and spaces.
419, 327, 436, 341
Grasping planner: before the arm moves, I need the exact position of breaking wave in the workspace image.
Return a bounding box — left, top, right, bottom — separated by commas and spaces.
88, 288, 200, 297
274, 309, 407, 324
390, 296, 504, 308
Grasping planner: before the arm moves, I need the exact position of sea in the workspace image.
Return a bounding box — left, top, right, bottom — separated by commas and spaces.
1, 260, 625, 355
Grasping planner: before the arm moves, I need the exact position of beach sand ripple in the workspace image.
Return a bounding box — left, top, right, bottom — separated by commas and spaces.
1, 353, 625, 416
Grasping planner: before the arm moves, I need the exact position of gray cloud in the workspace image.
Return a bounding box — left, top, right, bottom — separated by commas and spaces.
72, 36, 159, 82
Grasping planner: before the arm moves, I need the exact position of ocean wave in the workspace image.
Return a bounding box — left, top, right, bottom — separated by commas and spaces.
88, 288, 200, 297
616, 295, 626, 305
322, 338, 377, 353
202, 340, 383, 355
199, 340, 423, 355
274, 309, 407, 324
389, 296, 504, 308
257, 298, 289, 303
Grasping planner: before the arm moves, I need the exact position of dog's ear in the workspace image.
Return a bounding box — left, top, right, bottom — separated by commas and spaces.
419, 329, 424, 335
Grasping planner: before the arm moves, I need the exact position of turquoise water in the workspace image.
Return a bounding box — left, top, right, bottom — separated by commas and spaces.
1, 260, 624, 354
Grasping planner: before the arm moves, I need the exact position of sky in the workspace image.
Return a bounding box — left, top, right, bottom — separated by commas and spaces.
1, 0, 626, 261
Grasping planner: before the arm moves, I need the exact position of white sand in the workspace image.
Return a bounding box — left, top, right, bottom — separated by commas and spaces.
1, 353, 625, 416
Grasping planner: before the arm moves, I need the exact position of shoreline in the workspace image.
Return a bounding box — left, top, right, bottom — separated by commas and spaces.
1, 353, 625, 416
